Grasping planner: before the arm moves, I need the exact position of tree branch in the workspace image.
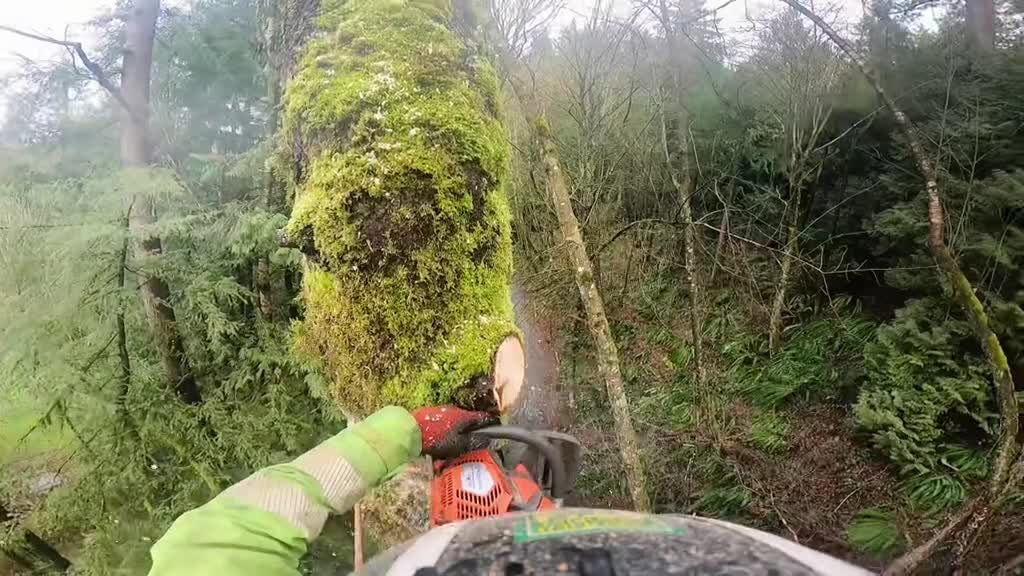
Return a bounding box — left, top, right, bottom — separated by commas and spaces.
597, 218, 677, 254
0, 25, 134, 116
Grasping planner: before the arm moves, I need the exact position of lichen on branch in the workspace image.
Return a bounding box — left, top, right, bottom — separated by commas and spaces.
284, 0, 516, 416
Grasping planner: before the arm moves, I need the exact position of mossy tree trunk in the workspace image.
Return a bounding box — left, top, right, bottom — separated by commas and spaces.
283, 0, 520, 418
778, 1, 1020, 573
121, 0, 202, 405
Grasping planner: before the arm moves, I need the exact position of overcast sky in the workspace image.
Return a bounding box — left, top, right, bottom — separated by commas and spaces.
0, 0, 872, 67
0, 1, 110, 73
0, 0, 866, 118
0, 0, 867, 73
2, 0, 946, 119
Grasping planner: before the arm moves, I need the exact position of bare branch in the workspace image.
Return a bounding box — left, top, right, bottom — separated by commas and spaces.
0, 25, 133, 115
489, 0, 565, 59
598, 218, 678, 254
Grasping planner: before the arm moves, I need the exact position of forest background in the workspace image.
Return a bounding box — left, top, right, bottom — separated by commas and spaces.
1, 0, 1023, 573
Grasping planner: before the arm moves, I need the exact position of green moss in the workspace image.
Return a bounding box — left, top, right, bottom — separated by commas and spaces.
535, 116, 552, 140
286, 0, 515, 415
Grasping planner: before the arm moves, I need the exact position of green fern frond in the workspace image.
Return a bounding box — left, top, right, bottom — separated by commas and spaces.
899, 472, 967, 515
738, 315, 873, 408
847, 508, 906, 556
694, 484, 752, 518
938, 444, 989, 479
750, 410, 788, 453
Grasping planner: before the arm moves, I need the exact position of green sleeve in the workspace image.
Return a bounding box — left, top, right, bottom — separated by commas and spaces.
148, 406, 421, 576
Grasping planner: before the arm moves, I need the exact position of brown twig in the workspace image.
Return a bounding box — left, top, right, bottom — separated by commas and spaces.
597, 218, 677, 254
769, 489, 800, 543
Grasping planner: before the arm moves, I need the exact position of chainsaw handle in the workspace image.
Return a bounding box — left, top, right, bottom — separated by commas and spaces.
469, 426, 568, 500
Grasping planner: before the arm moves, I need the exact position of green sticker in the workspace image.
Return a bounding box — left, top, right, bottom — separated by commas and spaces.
513, 511, 686, 543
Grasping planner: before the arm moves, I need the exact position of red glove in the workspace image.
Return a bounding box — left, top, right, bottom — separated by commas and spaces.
413, 406, 498, 459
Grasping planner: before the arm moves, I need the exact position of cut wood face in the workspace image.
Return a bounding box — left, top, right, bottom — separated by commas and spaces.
493, 335, 526, 414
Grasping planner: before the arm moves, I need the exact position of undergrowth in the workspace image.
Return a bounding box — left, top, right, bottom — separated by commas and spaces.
560, 274, 991, 563
750, 411, 788, 453
856, 298, 996, 477
728, 312, 874, 409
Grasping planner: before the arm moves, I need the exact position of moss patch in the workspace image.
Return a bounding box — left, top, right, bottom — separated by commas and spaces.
285, 0, 516, 415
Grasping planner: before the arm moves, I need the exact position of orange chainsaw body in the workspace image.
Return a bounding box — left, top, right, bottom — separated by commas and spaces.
430, 448, 556, 527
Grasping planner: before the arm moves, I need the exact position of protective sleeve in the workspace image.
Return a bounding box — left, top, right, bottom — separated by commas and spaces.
147, 406, 421, 576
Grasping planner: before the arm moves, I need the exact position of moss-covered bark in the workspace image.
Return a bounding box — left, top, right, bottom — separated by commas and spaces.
284, 0, 516, 416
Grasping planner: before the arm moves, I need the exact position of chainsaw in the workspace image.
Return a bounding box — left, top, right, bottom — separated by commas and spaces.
429, 426, 581, 526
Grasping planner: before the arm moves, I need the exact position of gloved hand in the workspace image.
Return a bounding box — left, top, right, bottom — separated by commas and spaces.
413, 406, 499, 459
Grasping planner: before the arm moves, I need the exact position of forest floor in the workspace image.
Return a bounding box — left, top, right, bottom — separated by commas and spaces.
514, 270, 1024, 574
516, 277, 934, 571
0, 398, 74, 576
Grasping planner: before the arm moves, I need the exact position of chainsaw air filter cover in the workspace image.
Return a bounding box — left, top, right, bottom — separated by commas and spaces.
431, 450, 514, 524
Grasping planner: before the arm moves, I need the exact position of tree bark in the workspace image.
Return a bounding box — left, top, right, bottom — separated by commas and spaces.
710, 183, 732, 286
121, 0, 201, 404
777, 1, 1020, 572
116, 205, 133, 419
769, 203, 800, 355
966, 0, 996, 53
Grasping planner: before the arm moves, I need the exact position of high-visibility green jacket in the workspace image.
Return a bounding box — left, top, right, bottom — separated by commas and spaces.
148, 406, 420, 576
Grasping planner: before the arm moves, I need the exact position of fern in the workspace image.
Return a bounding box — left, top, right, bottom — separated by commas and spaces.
938, 444, 989, 479
750, 411, 788, 453
856, 298, 997, 474
847, 508, 906, 556
735, 314, 873, 408
637, 384, 693, 429
694, 484, 752, 518
900, 472, 967, 515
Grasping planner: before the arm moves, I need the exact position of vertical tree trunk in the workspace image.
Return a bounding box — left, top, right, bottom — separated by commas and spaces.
121, 0, 201, 404
0, 502, 70, 573
116, 206, 133, 419
769, 170, 806, 354
256, 0, 285, 321
777, 2, 1020, 573
769, 205, 799, 354
537, 118, 652, 512
966, 0, 996, 53
659, 106, 706, 385
710, 182, 734, 286
656, 0, 706, 388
